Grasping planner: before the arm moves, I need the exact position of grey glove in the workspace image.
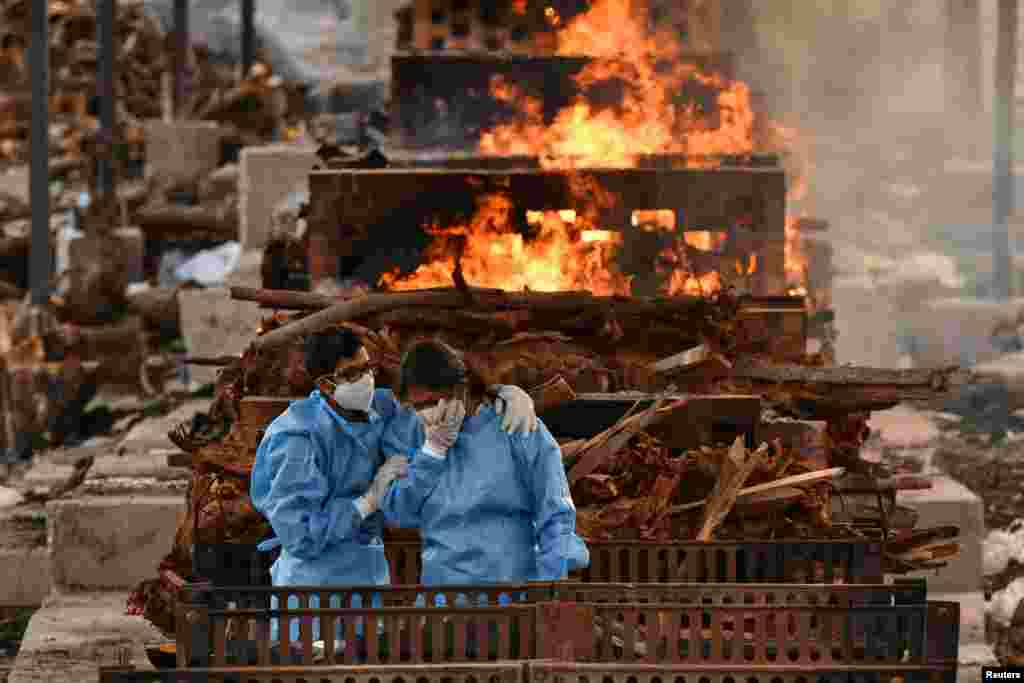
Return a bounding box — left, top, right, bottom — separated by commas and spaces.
493, 385, 538, 434
355, 456, 408, 518
422, 398, 466, 458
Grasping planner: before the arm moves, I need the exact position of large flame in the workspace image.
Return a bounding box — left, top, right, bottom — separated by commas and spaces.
480, 0, 755, 169
384, 0, 813, 299
379, 194, 632, 296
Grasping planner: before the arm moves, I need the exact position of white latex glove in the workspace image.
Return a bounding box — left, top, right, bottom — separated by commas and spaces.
422, 398, 466, 458
493, 385, 538, 434
355, 456, 408, 518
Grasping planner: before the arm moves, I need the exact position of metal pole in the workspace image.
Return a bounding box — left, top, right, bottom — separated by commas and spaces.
174, 0, 189, 118
29, 0, 50, 306
98, 0, 116, 199
241, 0, 255, 79
994, 0, 1017, 300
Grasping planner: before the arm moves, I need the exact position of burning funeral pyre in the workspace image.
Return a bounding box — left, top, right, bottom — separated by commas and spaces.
129, 0, 953, 638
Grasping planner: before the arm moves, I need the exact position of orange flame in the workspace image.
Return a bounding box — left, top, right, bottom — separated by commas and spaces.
378, 194, 632, 296
386, 0, 814, 300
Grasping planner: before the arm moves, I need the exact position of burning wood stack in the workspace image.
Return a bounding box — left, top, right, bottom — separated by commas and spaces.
128, 282, 965, 637
127, 0, 944, 637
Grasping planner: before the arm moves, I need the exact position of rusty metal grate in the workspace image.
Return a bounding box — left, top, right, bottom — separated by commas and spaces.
181, 581, 925, 615
170, 583, 950, 665
185, 540, 885, 593
528, 664, 953, 683
103, 598, 957, 683
574, 541, 884, 585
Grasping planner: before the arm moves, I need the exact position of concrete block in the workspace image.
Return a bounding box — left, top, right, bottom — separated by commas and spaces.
897, 477, 984, 593
179, 287, 264, 386
144, 120, 224, 183
0, 547, 50, 604
9, 591, 166, 683
47, 496, 182, 591
833, 282, 904, 367
239, 144, 317, 251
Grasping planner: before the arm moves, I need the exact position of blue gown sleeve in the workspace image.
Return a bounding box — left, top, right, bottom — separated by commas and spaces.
512, 422, 590, 580
249, 431, 365, 560
379, 446, 445, 529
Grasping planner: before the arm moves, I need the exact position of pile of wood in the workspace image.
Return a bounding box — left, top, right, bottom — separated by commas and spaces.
0, 0, 307, 165
136, 163, 240, 243
128, 284, 969, 638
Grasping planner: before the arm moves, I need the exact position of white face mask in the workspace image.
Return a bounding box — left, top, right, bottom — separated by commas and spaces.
332, 372, 374, 413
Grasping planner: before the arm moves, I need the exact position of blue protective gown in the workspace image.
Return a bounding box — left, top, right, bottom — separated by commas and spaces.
249, 387, 418, 641
380, 406, 589, 588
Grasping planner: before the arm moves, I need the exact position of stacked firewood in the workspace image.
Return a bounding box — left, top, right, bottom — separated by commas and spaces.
128, 284, 969, 638
0, 0, 306, 164
135, 163, 240, 243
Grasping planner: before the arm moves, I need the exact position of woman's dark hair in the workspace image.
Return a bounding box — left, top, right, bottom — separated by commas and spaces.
398, 339, 494, 402
303, 327, 364, 379
398, 340, 467, 398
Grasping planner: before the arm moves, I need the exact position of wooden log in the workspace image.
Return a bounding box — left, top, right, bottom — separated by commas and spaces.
49, 155, 84, 177
125, 287, 180, 336
0, 279, 22, 300
230, 286, 338, 310
250, 287, 708, 353
732, 356, 969, 390
696, 439, 771, 541
671, 467, 846, 514
567, 396, 690, 485
72, 315, 146, 361
529, 375, 576, 414
135, 202, 237, 240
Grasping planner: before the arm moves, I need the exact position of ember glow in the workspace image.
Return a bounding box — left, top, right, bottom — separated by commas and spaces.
384, 0, 813, 298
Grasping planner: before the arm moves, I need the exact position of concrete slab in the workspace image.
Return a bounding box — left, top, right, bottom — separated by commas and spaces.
238, 144, 316, 251
833, 282, 904, 367
20, 452, 189, 489
957, 641, 1000, 683
47, 496, 183, 592
116, 398, 212, 456
898, 477, 984, 593
0, 548, 50, 605
9, 591, 163, 683
179, 287, 264, 386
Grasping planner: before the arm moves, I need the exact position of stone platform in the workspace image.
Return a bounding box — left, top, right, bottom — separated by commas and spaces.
8, 592, 163, 683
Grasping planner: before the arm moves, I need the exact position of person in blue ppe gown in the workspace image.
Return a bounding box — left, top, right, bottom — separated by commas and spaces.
377, 340, 589, 603
249, 328, 540, 645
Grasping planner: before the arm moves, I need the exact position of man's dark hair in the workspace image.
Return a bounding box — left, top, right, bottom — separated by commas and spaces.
303, 327, 364, 379
398, 340, 468, 398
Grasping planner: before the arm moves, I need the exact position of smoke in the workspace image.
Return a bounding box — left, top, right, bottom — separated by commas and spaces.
731, 1, 999, 367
